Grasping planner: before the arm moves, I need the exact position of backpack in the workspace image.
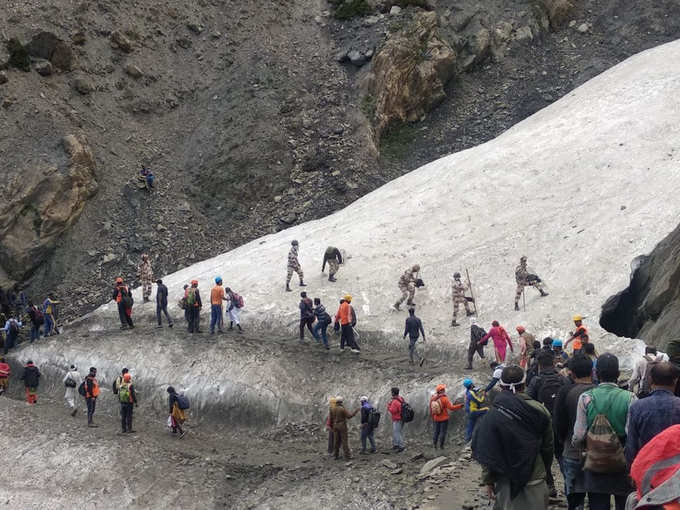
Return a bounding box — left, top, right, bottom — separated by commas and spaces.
65, 376, 77, 388
120, 287, 133, 308
78, 381, 86, 397
34, 308, 45, 325
639, 355, 660, 396
186, 288, 196, 307
233, 293, 244, 309
537, 373, 564, 415
401, 401, 415, 423
368, 408, 381, 428
321, 311, 332, 324
430, 396, 443, 416
178, 297, 187, 310
118, 383, 132, 403
176, 393, 190, 410
584, 413, 627, 473
112, 375, 122, 394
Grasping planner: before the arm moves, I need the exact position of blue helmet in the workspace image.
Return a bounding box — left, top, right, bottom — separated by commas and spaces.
215, 276, 223, 284
463, 378, 473, 388
552, 339, 563, 348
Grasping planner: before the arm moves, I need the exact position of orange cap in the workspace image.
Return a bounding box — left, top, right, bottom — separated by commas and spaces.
123, 373, 131, 382
191, 280, 198, 285
516, 325, 525, 333
436, 384, 445, 393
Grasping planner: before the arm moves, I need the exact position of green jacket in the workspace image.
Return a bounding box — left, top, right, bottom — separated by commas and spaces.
585, 384, 634, 438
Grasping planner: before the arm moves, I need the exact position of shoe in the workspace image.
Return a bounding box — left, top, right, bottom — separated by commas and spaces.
286, 286, 292, 292
369, 449, 376, 454
328, 276, 336, 282
395, 447, 405, 453
120, 325, 128, 330
351, 349, 360, 353
464, 366, 473, 370
143, 298, 150, 303
168, 323, 173, 328
237, 324, 242, 331
514, 302, 520, 311
88, 423, 99, 428
540, 290, 549, 297
210, 331, 215, 335
359, 450, 367, 455
71, 408, 78, 417
419, 357, 425, 367
451, 321, 459, 327
127, 430, 136, 434
179, 431, 186, 439
325, 346, 330, 350
155, 325, 163, 329
340, 348, 345, 352
393, 303, 401, 311
466, 311, 475, 316
195, 330, 202, 333
299, 281, 307, 287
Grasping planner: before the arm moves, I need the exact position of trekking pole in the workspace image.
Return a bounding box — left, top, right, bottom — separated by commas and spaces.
465, 268, 477, 315
522, 288, 526, 312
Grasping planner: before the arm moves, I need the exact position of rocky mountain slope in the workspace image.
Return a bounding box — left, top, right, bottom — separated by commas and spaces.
1, 0, 679, 318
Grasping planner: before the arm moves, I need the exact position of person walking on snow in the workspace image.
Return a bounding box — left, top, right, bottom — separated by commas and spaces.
334, 295, 360, 353
285, 240, 305, 292
480, 321, 514, 363
210, 277, 227, 334
299, 291, 315, 343
312, 297, 331, 349
514, 255, 548, 311
185, 280, 202, 333
430, 384, 463, 449
394, 264, 420, 310
137, 253, 153, 303
113, 277, 134, 330
84, 367, 100, 427
63, 364, 80, 416
467, 318, 487, 370
359, 396, 377, 454
224, 287, 243, 332
21, 360, 40, 404
0, 356, 10, 396
155, 279, 173, 328
404, 307, 426, 366
321, 246, 343, 282
451, 272, 474, 327
118, 372, 138, 434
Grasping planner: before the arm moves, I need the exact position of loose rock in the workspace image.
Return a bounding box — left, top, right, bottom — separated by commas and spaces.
35, 60, 54, 76
110, 31, 133, 53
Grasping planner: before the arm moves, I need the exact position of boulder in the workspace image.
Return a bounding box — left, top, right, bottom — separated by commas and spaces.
370, 11, 456, 139
0, 135, 98, 280
419, 456, 449, 476
124, 64, 143, 79
72, 75, 94, 95
110, 31, 133, 53
26, 31, 73, 71
535, 0, 575, 30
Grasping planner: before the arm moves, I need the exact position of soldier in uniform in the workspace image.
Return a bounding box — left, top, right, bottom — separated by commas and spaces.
321, 246, 343, 282
451, 272, 474, 327
514, 255, 548, 310
137, 253, 153, 303
394, 264, 420, 310
286, 240, 306, 292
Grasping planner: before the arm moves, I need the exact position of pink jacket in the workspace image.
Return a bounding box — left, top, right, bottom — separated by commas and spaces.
480, 326, 513, 349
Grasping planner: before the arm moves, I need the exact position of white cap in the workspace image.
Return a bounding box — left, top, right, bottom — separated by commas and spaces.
359, 396, 368, 402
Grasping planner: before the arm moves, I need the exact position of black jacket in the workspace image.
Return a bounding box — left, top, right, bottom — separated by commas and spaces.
168, 392, 178, 414
156, 283, 168, 306
404, 315, 424, 340
471, 324, 487, 344
21, 364, 40, 387
299, 298, 314, 320
321, 247, 342, 271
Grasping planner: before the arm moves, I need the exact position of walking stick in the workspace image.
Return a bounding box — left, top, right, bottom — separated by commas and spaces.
522, 288, 526, 312
465, 268, 477, 315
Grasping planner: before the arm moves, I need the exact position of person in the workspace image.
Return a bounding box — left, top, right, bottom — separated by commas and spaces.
26, 301, 43, 342
552, 339, 569, 367
42, 294, 60, 336
467, 318, 487, 370
167, 386, 186, 438
565, 315, 588, 354
155, 279, 173, 328
629, 345, 668, 398
329, 396, 359, 460
472, 365, 553, 509
140, 165, 154, 191
463, 379, 488, 442
118, 372, 138, 433
2, 315, 21, 354
430, 384, 463, 449
553, 355, 595, 510
485, 361, 506, 392
388, 387, 406, 452
0, 356, 10, 396
404, 307, 425, 366
572, 353, 636, 510
326, 397, 338, 455
113, 367, 129, 395
209, 277, 226, 334
625, 362, 680, 465
480, 321, 514, 363
626, 424, 680, 510
298, 291, 315, 343
112, 278, 134, 330
394, 264, 420, 310
321, 246, 343, 282
137, 253, 153, 303
63, 364, 80, 416
334, 295, 359, 353
185, 280, 202, 333
182, 284, 190, 323
285, 240, 305, 292
359, 396, 377, 454
21, 360, 41, 404
514, 255, 548, 311
451, 272, 474, 326
312, 298, 331, 350
84, 367, 100, 427
224, 287, 243, 333
516, 325, 536, 370
583, 342, 599, 384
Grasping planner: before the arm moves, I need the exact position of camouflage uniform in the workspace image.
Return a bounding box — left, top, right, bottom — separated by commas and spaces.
137, 256, 153, 302
395, 268, 417, 308
322, 246, 343, 280
451, 278, 472, 322
286, 245, 303, 286
514, 260, 547, 306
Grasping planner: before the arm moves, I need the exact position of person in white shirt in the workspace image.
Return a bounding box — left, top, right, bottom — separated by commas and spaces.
63, 365, 81, 416
629, 345, 668, 397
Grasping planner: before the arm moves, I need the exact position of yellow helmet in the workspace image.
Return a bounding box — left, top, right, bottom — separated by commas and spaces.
344, 294, 352, 303
573, 315, 583, 322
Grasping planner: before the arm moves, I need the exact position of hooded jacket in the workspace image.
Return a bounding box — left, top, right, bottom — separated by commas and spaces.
21, 362, 40, 388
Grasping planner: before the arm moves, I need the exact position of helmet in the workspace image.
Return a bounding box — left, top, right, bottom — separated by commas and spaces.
123, 373, 131, 382
335, 396, 344, 403
552, 339, 563, 348
115, 277, 123, 284
191, 279, 198, 285
215, 277, 222, 284
359, 396, 368, 402
412, 264, 420, 272
516, 325, 525, 334
291, 240, 299, 246
343, 294, 352, 303
453, 272, 461, 279
436, 384, 446, 393
463, 379, 473, 389
520, 255, 527, 261
573, 314, 583, 322
329, 397, 337, 405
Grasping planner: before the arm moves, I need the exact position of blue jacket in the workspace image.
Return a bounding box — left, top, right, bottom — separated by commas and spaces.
625, 389, 680, 465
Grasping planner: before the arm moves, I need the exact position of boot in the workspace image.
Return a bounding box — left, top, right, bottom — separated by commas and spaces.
466, 310, 475, 317
229, 322, 233, 331
237, 324, 243, 333
299, 281, 307, 287
286, 284, 292, 292
451, 320, 459, 327
514, 302, 520, 311
540, 289, 549, 297
328, 276, 337, 282
393, 302, 401, 311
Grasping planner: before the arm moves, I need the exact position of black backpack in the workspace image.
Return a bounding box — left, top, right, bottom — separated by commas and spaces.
368, 408, 381, 428
537, 373, 564, 415
401, 401, 415, 423
78, 381, 87, 397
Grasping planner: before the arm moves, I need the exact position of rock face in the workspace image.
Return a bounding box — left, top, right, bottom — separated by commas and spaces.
369, 11, 456, 139
535, 0, 575, 30
601, 222, 680, 351
26, 31, 73, 71
0, 135, 97, 282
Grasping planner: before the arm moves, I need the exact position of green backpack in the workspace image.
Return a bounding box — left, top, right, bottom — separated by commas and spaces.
186, 288, 196, 307
119, 383, 132, 403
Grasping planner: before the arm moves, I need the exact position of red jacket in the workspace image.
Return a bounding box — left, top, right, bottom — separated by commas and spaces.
0, 362, 10, 378
387, 396, 404, 421
430, 393, 463, 422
